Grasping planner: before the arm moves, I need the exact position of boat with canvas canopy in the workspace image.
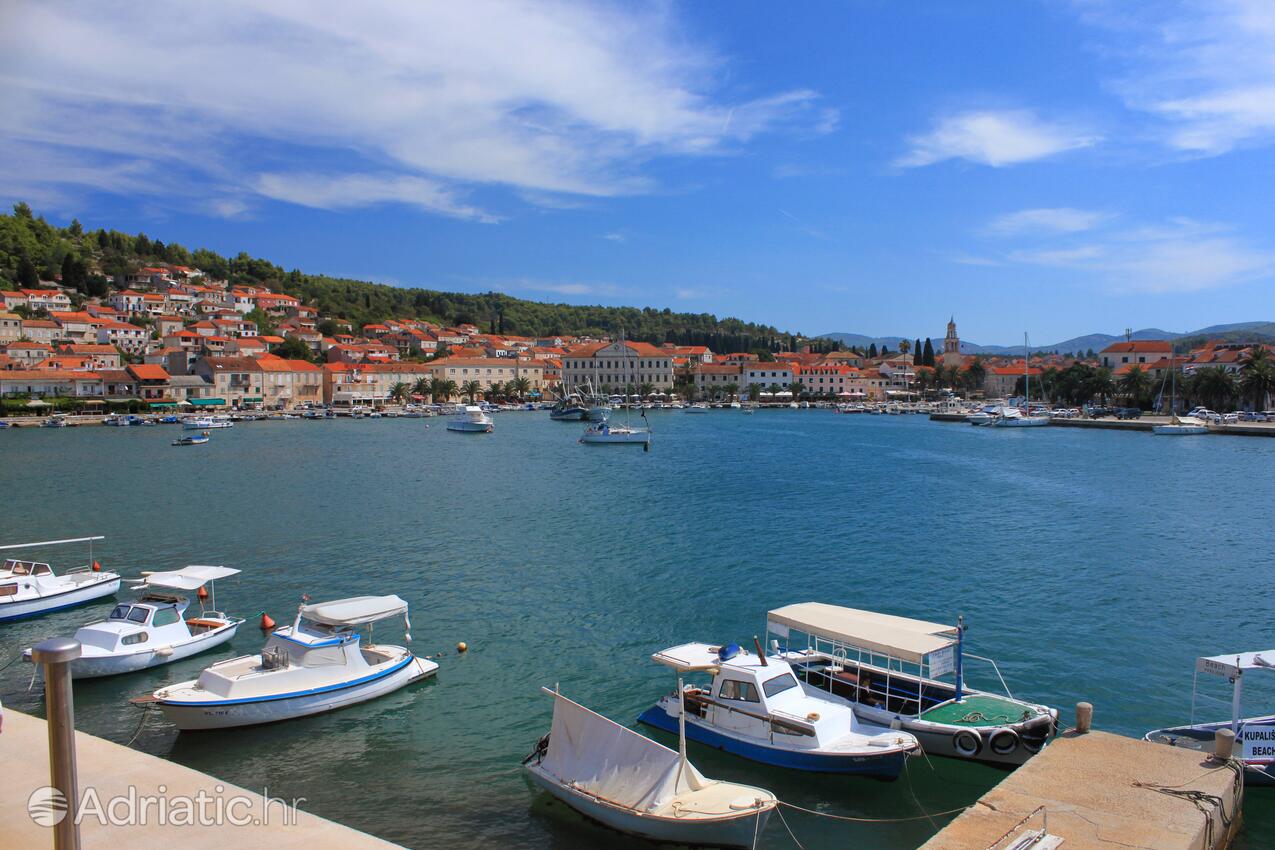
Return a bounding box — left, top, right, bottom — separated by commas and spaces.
150, 594, 437, 729
525, 686, 775, 847
638, 640, 918, 777
768, 603, 1057, 766
1145, 649, 1275, 786
23, 566, 243, 679
0, 536, 121, 622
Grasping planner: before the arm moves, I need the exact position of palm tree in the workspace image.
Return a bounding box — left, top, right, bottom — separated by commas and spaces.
389, 381, 410, 404
790, 380, 806, 399
460, 380, 483, 403
1191, 366, 1237, 412
722, 382, 739, 401
749, 382, 766, 401
412, 377, 430, 400
1240, 347, 1275, 411
434, 379, 457, 403
1118, 366, 1150, 408
488, 381, 505, 401
962, 360, 986, 394
1089, 367, 1116, 406
511, 375, 532, 400
639, 381, 654, 399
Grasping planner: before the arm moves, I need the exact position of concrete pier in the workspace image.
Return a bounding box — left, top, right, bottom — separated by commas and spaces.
921, 731, 1244, 850
2, 708, 402, 849
929, 411, 1275, 437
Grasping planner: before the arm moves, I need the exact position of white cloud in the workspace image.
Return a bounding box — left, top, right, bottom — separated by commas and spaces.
254, 173, 499, 223
0, 1, 831, 218
896, 110, 1099, 168
985, 208, 1113, 236
602, 231, 627, 243
999, 217, 1275, 292
1079, 0, 1275, 155
502, 279, 627, 298
675, 286, 729, 300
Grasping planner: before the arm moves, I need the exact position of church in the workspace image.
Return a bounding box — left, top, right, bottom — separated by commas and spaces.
942, 317, 964, 368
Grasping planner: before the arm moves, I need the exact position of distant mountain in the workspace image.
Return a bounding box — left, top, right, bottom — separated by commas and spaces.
819, 321, 1275, 356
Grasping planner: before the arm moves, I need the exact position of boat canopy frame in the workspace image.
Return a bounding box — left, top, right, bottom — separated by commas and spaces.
1189, 650, 1275, 734
0, 536, 105, 575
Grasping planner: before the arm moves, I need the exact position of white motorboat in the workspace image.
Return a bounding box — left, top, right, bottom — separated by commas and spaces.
0, 536, 121, 622
685, 403, 711, 414
525, 687, 775, 848
992, 335, 1049, 427
184, 416, 232, 430
172, 434, 209, 446
1153, 353, 1208, 435
639, 640, 918, 777
446, 405, 494, 433
1146, 649, 1275, 786
151, 595, 437, 730
24, 566, 242, 679
579, 419, 651, 447
769, 603, 1058, 766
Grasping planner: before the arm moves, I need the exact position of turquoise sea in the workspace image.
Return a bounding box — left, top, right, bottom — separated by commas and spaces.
2, 411, 1273, 849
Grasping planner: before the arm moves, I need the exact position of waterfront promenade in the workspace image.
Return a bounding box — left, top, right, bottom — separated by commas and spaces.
4, 708, 402, 849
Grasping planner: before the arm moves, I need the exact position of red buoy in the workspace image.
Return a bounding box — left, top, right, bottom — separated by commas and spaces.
260, 612, 276, 631
197, 585, 209, 600
92, 560, 102, 572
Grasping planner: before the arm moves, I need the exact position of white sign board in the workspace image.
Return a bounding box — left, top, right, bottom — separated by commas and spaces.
1241, 723, 1275, 763
927, 645, 956, 678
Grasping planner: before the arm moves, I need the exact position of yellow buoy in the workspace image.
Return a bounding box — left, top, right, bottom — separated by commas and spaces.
457, 641, 468, 653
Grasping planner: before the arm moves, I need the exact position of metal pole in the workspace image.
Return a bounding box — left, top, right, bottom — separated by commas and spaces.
31, 637, 82, 850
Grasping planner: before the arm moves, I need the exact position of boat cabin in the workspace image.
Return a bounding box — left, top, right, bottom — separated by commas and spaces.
2, 559, 54, 577
653, 642, 861, 748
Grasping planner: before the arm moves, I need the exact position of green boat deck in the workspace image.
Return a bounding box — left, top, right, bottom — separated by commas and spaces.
920, 693, 1039, 726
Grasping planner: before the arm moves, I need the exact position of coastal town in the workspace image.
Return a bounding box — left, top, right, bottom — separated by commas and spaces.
3, 269, 1273, 420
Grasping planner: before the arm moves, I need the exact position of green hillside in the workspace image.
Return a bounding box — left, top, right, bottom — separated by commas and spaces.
0, 202, 797, 351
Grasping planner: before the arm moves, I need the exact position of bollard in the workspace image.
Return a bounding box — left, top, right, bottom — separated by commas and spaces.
1214, 728, 1236, 761
1075, 701, 1093, 734
31, 637, 81, 850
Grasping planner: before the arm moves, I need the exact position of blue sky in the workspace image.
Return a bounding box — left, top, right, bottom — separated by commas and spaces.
3, 1, 1275, 346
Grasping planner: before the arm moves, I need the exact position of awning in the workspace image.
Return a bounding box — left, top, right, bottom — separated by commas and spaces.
300, 595, 408, 626
25, 399, 50, 407
82, 399, 105, 405
768, 602, 957, 664
149, 402, 177, 409
241, 396, 263, 402
1197, 650, 1275, 678
143, 565, 241, 591
188, 398, 226, 406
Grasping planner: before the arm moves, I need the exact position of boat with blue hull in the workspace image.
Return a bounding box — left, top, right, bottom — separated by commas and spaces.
639, 642, 918, 779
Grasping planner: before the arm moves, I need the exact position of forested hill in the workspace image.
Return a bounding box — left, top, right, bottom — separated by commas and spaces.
0, 203, 794, 350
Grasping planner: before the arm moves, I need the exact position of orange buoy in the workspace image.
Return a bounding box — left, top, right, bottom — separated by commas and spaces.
92, 560, 102, 572
197, 585, 209, 600
457, 641, 468, 654
260, 612, 276, 631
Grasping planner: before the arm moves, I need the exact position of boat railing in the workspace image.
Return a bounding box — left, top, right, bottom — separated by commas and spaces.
687, 690, 817, 740
964, 653, 1015, 700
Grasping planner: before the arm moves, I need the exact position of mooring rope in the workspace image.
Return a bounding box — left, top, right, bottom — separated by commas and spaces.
1131, 757, 1245, 850
125, 704, 158, 747
775, 799, 970, 823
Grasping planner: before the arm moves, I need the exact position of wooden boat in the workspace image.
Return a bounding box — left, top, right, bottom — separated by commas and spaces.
1146, 649, 1275, 786
525, 687, 775, 847
152, 595, 437, 729
769, 603, 1057, 766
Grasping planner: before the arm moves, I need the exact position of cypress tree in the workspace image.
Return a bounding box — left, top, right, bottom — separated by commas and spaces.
868, 343, 878, 358
923, 338, 935, 367
913, 338, 922, 365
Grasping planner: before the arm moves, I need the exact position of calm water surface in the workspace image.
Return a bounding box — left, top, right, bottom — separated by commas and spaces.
2, 412, 1273, 849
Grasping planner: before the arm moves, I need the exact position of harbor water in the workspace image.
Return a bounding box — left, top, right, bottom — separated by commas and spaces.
2, 411, 1272, 849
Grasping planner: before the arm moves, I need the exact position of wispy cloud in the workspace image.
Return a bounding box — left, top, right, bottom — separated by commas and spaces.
990, 215, 1275, 292
896, 109, 1100, 168
1077, 0, 1275, 156
777, 208, 835, 242
985, 207, 1114, 236
498, 278, 627, 298
675, 285, 729, 300
0, 2, 832, 218
602, 231, 627, 243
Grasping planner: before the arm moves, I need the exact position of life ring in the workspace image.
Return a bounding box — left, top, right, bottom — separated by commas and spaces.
989, 729, 1020, 757
953, 729, 982, 757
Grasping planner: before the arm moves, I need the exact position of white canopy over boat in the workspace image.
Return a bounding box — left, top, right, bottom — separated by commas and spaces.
143, 565, 240, 591
539, 688, 710, 812
768, 602, 957, 664
1197, 650, 1275, 678
300, 595, 409, 626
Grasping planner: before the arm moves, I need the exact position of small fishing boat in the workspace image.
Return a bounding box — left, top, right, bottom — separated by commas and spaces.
172, 434, 209, 446
639, 640, 918, 777
769, 603, 1057, 766
549, 396, 587, 421
1146, 649, 1275, 786
685, 403, 711, 414
525, 686, 776, 848
446, 405, 494, 433
151, 595, 437, 730
579, 418, 651, 447
184, 416, 233, 430
1153, 352, 1208, 435
24, 566, 242, 679
42, 414, 69, 428
992, 335, 1049, 427
0, 536, 121, 622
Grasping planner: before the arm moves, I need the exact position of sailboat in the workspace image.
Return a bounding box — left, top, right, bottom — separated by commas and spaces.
580, 332, 652, 448
524, 685, 776, 847
1153, 351, 1208, 435
993, 333, 1050, 427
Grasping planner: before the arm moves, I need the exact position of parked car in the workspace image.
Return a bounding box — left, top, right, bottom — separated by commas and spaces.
1115, 407, 1142, 419
1087, 406, 1113, 418
1222, 412, 1239, 424
1187, 407, 1215, 419
1241, 411, 1269, 422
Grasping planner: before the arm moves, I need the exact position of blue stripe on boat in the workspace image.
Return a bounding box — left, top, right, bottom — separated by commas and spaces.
161, 655, 416, 706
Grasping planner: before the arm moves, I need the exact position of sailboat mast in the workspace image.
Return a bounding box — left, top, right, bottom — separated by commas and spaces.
1024, 332, 1029, 406
676, 677, 689, 784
